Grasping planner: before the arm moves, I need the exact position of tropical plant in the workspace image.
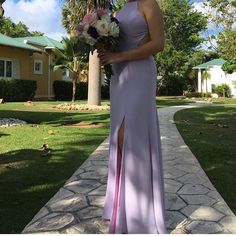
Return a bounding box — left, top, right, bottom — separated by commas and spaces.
215, 83, 231, 98
52, 36, 89, 102
202, 70, 211, 92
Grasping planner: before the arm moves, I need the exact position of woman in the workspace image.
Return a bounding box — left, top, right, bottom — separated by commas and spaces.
98, 0, 167, 233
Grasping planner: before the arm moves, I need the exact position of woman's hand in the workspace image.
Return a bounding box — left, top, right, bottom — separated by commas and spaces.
97, 49, 123, 65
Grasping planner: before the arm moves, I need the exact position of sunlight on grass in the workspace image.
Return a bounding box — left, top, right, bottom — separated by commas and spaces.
21, 184, 57, 193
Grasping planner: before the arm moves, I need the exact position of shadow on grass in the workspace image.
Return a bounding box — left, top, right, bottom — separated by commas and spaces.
0, 137, 101, 233
0, 132, 10, 137
0, 110, 110, 126
0, 109, 110, 233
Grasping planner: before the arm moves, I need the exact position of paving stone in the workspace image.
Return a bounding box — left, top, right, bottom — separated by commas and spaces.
174, 164, 201, 174
178, 184, 210, 195
172, 155, 197, 164
212, 201, 234, 216
23, 213, 75, 233
164, 167, 187, 179
207, 190, 223, 201
162, 153, 176, 161
88, 195, 105, 207
165, 193, 186, 210
180, 194, 216, 206
48, 188, 74, 203
181, 205, 224, 221
48, 194, 88, 212
77, 206, 103, 220
170, 228, 189, 234
83, 165, 107, 172
186, 220, 223, 234
219, 216, 236, 233
165, 211, 187, 230
91, 160, 108, 166
180, 205, 199, 217
88, 185, 107, 196
164, 179, 183, 193
65, 175, 80, 184
64, 179, 101, 194
100, 177, 108, 184
80, 169, 107, 180
178, 173, 208, 185
62, 219, 109, 234
73, 168, 86, 175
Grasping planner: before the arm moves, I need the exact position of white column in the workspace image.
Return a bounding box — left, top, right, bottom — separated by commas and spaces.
198, 69, 202, 93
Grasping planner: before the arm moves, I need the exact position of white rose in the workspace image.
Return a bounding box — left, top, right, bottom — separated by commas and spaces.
101, 13, 111, 23
109, 22, 120, 37
95, 20, 109, 37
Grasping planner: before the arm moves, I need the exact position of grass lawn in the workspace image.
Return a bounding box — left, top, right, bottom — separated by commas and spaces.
0, 100, 110, 233
156, 96, 193, 107
174, 103, 236, 214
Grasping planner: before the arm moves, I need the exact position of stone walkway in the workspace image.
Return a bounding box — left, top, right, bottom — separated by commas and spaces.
22, 104, 236, 234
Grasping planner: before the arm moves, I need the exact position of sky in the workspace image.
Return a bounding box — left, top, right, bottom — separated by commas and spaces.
2, 0, 214, 42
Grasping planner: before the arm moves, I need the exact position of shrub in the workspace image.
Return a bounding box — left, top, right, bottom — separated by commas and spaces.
0, 78, 37, 101
183, 91, 202, 98
53, 80, 88, 101
183, 91, 211, 98
215, 84, 231, 97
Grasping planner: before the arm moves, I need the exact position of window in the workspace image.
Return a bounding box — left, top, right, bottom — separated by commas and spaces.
0, 59, 12, 78
34, 60, 43, 74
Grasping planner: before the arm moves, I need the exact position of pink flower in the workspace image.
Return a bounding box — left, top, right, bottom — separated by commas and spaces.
76, 23, 84, 32
96, 8, 108, 17
82, 12, 98, 25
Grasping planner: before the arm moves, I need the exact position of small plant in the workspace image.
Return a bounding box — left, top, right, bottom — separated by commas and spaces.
215, 84, 231, 98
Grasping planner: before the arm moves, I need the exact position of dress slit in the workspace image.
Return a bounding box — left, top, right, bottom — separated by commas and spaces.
110, 116, 126, 233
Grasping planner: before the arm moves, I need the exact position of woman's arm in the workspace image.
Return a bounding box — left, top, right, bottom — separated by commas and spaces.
98, 0, 165, 65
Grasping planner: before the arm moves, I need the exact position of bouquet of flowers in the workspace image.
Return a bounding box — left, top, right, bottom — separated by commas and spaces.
76, 8, 121, 79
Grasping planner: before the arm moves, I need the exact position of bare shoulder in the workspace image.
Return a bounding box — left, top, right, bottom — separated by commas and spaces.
140, 0, 161, 12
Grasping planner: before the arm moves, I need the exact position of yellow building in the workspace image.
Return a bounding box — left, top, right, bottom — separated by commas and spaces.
0, 33, 65, 99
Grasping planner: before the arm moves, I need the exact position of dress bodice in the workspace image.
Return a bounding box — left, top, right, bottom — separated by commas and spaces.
116, 1, 148, 51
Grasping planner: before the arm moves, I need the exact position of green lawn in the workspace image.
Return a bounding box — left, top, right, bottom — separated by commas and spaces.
174, 104, 236, 214
0, 101, 110, 233
156, 96, 193, 107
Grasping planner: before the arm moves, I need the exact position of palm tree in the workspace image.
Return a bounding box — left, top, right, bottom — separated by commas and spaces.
62, 0, 114, 106
202, 70, 211, 93
0, 0, 5, 18
52, 36, 89, 102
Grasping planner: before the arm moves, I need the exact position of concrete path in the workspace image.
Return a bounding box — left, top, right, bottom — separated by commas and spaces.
22, 104, 236, 234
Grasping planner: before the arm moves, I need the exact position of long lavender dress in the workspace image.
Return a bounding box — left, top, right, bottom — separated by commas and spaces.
102, 1, 167, 233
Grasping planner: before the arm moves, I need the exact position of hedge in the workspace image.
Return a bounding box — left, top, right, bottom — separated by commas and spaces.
0, 78, 37, 102
53, 80, 110, 101
53, 80, 87, 101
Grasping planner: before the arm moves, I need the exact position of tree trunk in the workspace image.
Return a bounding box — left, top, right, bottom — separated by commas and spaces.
88, 50, 101, 106
72, 56, 80, 103
72, 74, 76, 102
0, 4, 4, 18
